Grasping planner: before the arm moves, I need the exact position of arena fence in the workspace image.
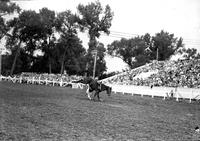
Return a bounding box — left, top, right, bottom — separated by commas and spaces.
0, 75, 84, 89
107, 84, 200, 102
1, 75, 199, 103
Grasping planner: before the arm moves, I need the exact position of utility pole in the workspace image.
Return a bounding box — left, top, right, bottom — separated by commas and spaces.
0, 48, 5, 77
85, 62, 88, 77
92, 50, 97, 79
0, 52, 1, 77
156, 47, 159, 61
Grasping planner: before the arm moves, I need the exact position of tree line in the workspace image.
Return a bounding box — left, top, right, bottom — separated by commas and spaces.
107, 31, 200, 69
0, 0, 199, 78
0, 0, 113, 77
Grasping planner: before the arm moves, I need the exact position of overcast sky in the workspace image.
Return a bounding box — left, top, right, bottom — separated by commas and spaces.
14, 0, 200, 51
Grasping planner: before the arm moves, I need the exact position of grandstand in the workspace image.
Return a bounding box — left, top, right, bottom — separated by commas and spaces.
102, 59, 200, 88
101, 59, 200, 101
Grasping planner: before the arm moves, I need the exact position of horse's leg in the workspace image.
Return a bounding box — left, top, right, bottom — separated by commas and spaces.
86, 85, 88, 94
86, 86, 92, 100
87, 92, 92, 100
93, 91, 97, 101
97, 91, 102, 101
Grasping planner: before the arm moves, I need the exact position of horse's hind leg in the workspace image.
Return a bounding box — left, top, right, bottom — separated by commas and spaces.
87, 92, 92, 100
85, 85, 88, 94
97, 92, 102, 101
93, 92, 97, 101
86, 87, 92, 100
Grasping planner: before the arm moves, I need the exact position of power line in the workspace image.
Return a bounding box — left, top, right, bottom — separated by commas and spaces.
102, 34, 133, 39
101, 33, 200, 47
106, 34, 200, 43
11, 0, 34, 1
183, 40, 200, 44
101, 31, 200, 44
110, 31, 200, 44
110, 33, 135, 38
110, 30, 139, 36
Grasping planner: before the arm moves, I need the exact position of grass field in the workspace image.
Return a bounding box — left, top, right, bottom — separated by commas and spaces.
0, 81, 200, 141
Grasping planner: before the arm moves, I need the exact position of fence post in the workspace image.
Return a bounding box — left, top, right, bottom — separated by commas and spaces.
38, 75, 41, 85
151, 93, 154, 98
60, 79, 63, 87
46, 78, 48, 85
163, 95, 166, 100
176, 93, 179, 101
53, 79, 55, 86
33, 77, 35, 84
27, 77, 29, 84
19, 76, 22, 83
13, 76, 16, 83
189, 90, 194, 103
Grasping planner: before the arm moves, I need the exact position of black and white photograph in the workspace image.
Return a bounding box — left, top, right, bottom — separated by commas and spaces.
0, 0, 200, 140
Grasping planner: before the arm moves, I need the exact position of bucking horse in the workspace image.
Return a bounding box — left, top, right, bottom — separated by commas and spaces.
72, 77, 112, 101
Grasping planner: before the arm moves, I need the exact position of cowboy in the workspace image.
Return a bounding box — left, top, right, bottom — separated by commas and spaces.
72, 76, 95, 100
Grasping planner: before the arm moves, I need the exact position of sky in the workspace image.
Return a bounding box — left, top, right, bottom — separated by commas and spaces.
1, 0, 200, 72
13, 0, 200, 51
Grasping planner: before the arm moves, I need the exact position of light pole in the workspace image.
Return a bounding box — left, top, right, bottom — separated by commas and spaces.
91, 50, 97, 79
0, 52, 1, 76
156, 47, 159, 61
0, 48, 5, 77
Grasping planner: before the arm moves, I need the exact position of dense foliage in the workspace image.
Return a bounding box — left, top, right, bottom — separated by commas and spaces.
1, 1, 113, 77
0, 1, 199, 77
108, 31, 185, 69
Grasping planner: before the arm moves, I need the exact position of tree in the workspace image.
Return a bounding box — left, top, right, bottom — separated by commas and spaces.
39, 8, 57, 73
107, 36, 148, 68
77, 1, 113, 77
56, 33, 85, 75
179, 47, 200, 59
77, 0, 113, 49
0, 0, 20, 39
108, 31, 184, 69
95, 42, 107, 77
0, 0, 20, 16
86, 42, 107, 77
151, 30, 184, 61
6, 10, 44, 75
55, 10, 85, 74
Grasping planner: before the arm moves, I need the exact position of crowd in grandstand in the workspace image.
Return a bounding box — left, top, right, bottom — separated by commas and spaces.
103, 59, 200, 88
